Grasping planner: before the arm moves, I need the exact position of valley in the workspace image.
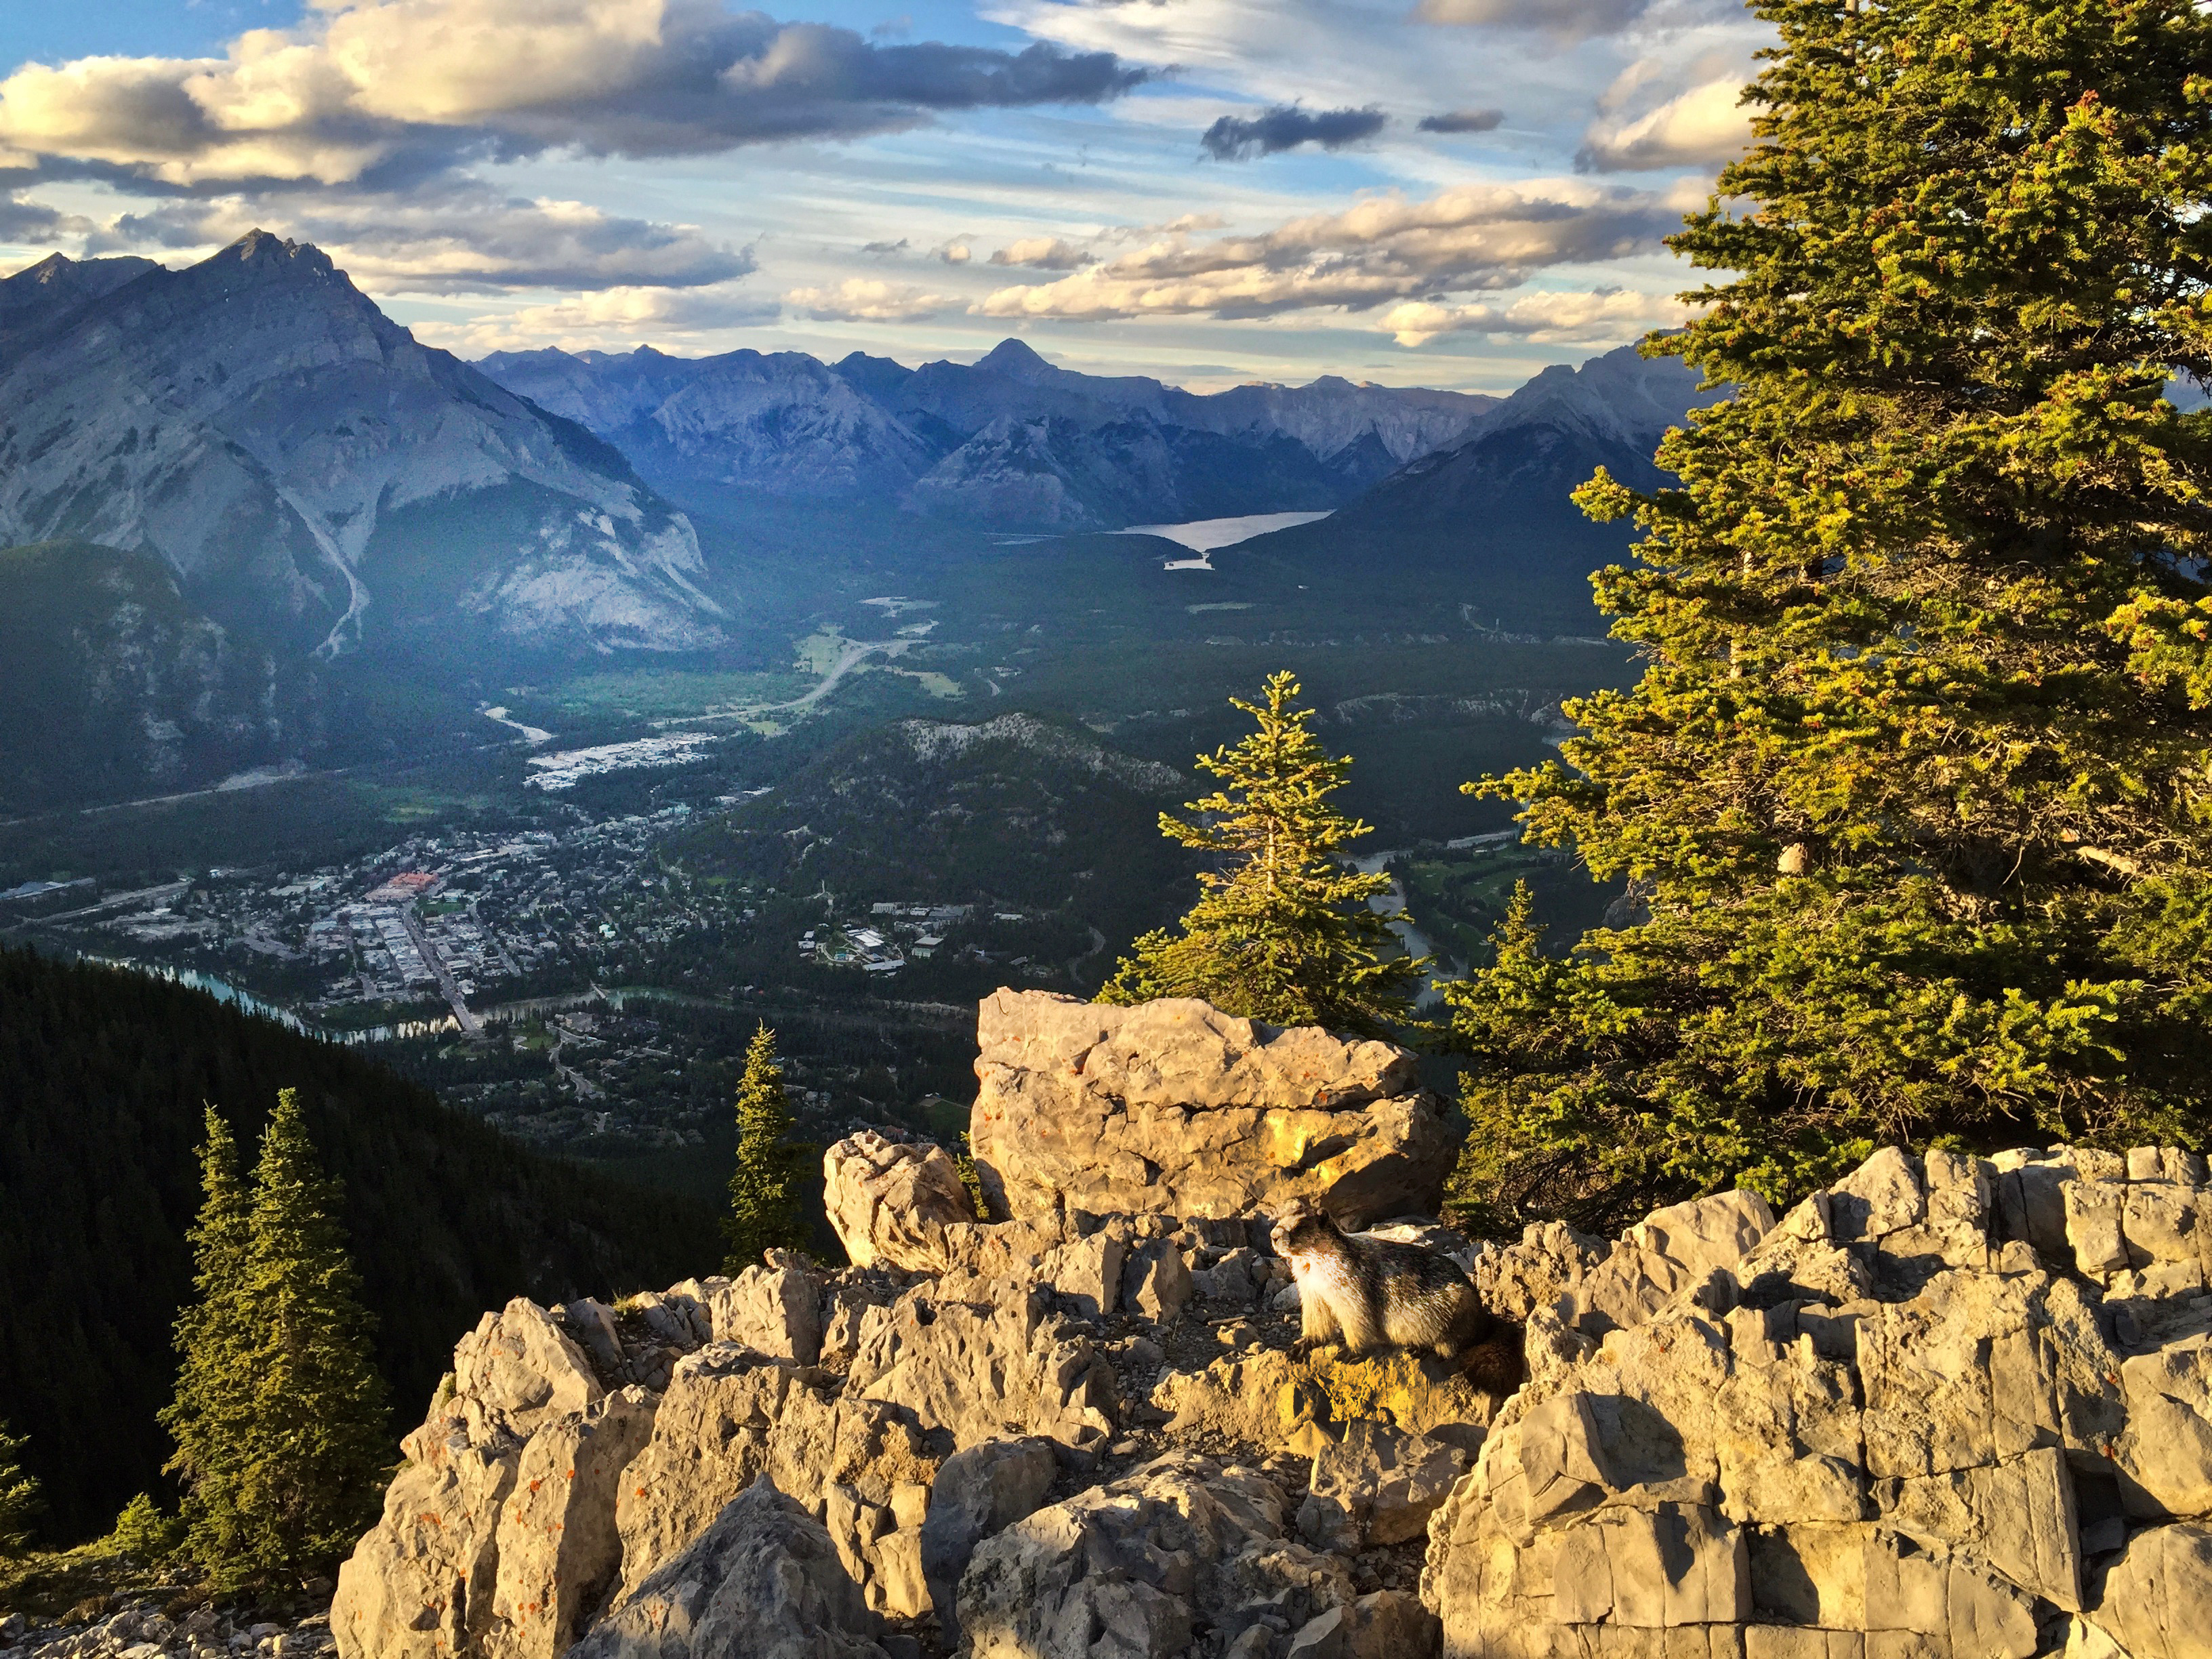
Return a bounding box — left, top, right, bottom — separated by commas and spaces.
0, 232, 1662, 1202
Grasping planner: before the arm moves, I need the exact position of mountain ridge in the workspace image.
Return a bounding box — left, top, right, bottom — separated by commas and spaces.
0, 232, 728, 660
476, 336, 1498, 529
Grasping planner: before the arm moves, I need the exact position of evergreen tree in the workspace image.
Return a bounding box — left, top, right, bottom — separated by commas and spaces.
185, 1090, 390, 1584
162, 1105, 255, 1572
0, 1419, 40, 1557
1102, 671, 1422, 1036
1449, 0, 2212, 1227
725, 1027, 807, 1272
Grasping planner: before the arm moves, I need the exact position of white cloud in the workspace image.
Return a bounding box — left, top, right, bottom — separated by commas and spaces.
1414, 0, 1654, 41
409, 280, 779, 352
98, 186, 750, 291
975, 177, 1700, 321
1578, 72, 1748, 171
786, 276, 956, 321
989, 235, 1092, 269
1380, 287, 1692, 345
0, 0, 1153, 188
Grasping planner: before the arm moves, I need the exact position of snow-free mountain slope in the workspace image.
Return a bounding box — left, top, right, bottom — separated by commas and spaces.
475, 338, 1497, 528
1233, 342, 1715, 634
0, 233, 724, 657
0, 251, 161, 347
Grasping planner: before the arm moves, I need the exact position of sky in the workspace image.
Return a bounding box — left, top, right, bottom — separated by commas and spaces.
0, 0, 1769, 391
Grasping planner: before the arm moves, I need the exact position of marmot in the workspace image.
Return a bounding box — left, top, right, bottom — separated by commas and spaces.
1271, 1200, 1522, 1390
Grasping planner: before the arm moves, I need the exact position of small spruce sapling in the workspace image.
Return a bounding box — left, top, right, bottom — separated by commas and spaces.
725, 1025, 809, 1272
1101, 670, 1422, 1037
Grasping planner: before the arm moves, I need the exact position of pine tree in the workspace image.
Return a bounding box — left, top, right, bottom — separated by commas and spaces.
0, 1419, 41, 1557
162, 1104, 255, 1572
725, 1026, 807, 1272
1102, 671, 1422, 1036
172, 1090, 390, 1585
1449, 0, 2212, 1227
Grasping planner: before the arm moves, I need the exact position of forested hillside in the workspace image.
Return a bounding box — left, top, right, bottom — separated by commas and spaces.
0, 947, 721, 1542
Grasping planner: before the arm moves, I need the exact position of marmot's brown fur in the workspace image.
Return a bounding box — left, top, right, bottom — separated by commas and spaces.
1271, 1200, 1524, 1393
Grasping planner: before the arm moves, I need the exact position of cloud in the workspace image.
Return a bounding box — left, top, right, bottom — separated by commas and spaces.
859, 237, 911, 255
786, 276, 955, 321
990, 236, 1092, 270
1418, 108, 1504, 134
1380, 287, 1692, 345
86, 184, 750, 292
975, 177, 1697, 321
1414, 0, 1654, 41
1578, 73, 1749, 171
0, 192, 94, 242
935, 238, 972, 264
1199, 104, 1387, 161
411, 280, 780, 352
1098, 212, 1225, 243
0, 0, 1154, 188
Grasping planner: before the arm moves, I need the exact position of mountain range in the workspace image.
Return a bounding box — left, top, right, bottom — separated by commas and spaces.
0, 234, 724, 661
476, 336, 1498, 528
1233, 341, 1715, 632
0, 232, 1713, 807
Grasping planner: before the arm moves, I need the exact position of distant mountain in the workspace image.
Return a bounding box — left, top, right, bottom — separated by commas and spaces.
0, 539, 325, 815
478, 335, 1495, 529
1233, 342, 1719, 633
0, 233, 726, 659
0, 251, 160, 346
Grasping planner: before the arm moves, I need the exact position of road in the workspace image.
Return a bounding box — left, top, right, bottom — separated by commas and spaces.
397, 903, 482, 1035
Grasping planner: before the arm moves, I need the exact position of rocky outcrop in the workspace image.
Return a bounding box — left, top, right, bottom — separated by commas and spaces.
821, 1130, 977, 1272
968, 991, 1452, 1225
323, 1106, 2212, 1659
957, 1453, 1360, 1659
567, 1478, 887, 1659
1420, 1144, 2212, 1659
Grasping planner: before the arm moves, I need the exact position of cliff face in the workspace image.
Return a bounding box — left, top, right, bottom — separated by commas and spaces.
266, 1002, 2212, 1659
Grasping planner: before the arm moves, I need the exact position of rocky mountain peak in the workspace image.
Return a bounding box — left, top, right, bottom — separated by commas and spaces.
972, 336, 1057, 380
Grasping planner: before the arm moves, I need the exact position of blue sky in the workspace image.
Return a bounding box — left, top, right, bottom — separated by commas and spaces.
0, 0, 1768, 390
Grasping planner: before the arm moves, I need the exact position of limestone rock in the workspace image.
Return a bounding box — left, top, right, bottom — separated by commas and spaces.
968, 991, 1451, 1226
614, 1343, 939, 1599
1284, 1591, 1441, 1659
958, 1453, 1355, 1659
451, 1300, 604, 1445
846, 1282, 1117, 1450
918, 1437, 1059, 1644
485, 1389, 659, 1659
2086, 1522, 2212, 1658
709, 1257, 823, 1366
567, 1478, 886, 1659
821, 1130, 976, 1273
1299, 1420, 1469, 1551
1123, 1238, 1194, 1322
1154, 1347, 1499, 1452
1418, 1143, 2212, 1659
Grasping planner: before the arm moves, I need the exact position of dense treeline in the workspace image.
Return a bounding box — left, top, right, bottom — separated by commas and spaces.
0, 946, 720, 1543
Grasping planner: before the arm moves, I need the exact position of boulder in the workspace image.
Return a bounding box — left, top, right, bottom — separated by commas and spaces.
614, 1343, 939, 1601
709, 1256, 823, 1366
335, 1304, 661, 1659
958, 1453, 1355, 1659
1298, 1420, 1469, 1551
968, 991, 1451, 1226
1418, 1144, 2212, 1659
821, 1131, 976, 1273
566, 1478, 885, 1659
846, 1282, 1118, 1450
918, 1437, 1060, 1644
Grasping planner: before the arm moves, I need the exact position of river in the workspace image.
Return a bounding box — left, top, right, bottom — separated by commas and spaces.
1348, 849, 1460, 1010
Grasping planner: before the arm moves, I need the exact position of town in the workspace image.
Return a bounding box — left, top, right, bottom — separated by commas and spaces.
0, 800, 1055, 1162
